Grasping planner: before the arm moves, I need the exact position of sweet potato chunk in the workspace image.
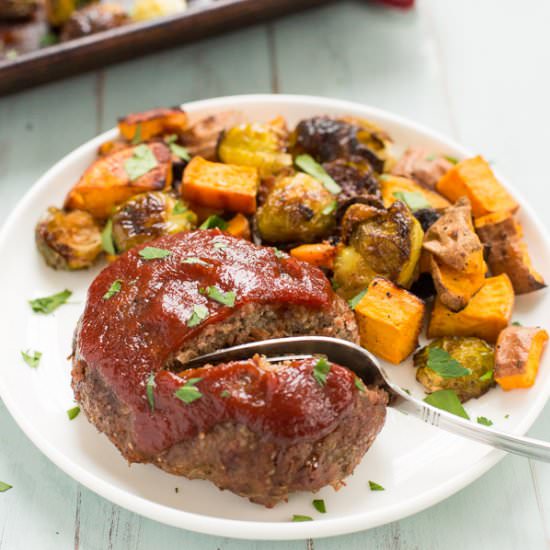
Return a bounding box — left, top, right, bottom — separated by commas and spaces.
118, 108, 188, 142
181, 156, 259, 214
64, 143, 172, 219
290, 243, 336, 269
494, 326, 548, 390
380, 175, 450, 209
226, 213, 251, 240
355, 277, 425, 364
475, 211, 545, 294
428, 274, 514, 343
436, 156, 518, 217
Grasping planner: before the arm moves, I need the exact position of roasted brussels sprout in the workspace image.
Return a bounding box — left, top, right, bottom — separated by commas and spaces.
322, 157, 381, 203
255, 172, 336, 243
35, 207, 102, 270
414, 337, 495, 402
218, 118, 292, 177
332, 201, 423, 297
60, 3, 128, 41
111, 192, 197, 253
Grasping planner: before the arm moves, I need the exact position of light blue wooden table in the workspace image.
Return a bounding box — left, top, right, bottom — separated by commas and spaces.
1, 1, 550, 548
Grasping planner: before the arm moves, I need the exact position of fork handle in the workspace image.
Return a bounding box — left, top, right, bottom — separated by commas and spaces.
394, 395, 550, 462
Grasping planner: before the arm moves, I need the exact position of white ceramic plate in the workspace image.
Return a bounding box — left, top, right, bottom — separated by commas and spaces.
1, 95, 549, 540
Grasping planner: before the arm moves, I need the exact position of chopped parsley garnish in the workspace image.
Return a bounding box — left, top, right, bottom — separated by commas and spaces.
273, 248, 286, 259
174, 378, 203, 404
181, 257, 209, 266
479, 370, 494, 382
213, 242, 227, 250
424, 389, 470, 419
0, 481, 12, 493
200, 215, 228, 230
169, 142, 191, 161
172, 200, 188, 215
477, 416, 493, 427
402, 387, 412, 395
131, 123, 142, 145
29, 289, 72, 314
124, 144, 158, 181
103, 280, 122, 300
505, 414, 510, 419
292, 515, 313, 522
146, 372, 156, 411
312, 499, 326, 513
295, 154, 342, 194
204, 286, 236, 307
101, 219, 116, 255
40, 31, 58, 48
368, 481, 385, 491
139, 247, 171, 260
313, 357, 331, 386
67, 406, 80, 420
21, 350, 41, 368
187, 304, 209, 328
322, 200, 338, 216
512, 321, 522, 326
354, 377, 366, 393
220, 390, 230, 398
392, 191, 431, 211
348, 288, 367, 310
426, 348, 471, 378
444, 155, 459, 164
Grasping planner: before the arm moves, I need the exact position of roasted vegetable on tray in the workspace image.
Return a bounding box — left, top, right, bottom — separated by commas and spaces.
34, 105, 548, 411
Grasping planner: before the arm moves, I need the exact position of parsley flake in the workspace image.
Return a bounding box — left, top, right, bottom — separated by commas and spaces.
169, 142, 191, 161
505, 414, 510, 419
424, 389, 470, 419
321, 200, 338, 216
426, 348, 471, 378
312, 499, 326, 513
273, 248, 286, 259
348, 288, 367, 310
181, 257, 209, 266
313, 357, 331, 386
295, 154, 341, 194
444, 155, 459, 164
354, 377, 367, 393
67, 406, 80, 420
213, 242, 227, 250
40, 31, 58, 48
392, 191, 430, 211
146, 372, 156, 411
187, 304, 209, 328
139, 247, 171, 260
101, 219, 116, 255
220, 390, 230, 398
172, 200, 188, 215
368, 481, 385, 491
0, 481, 12, 493
512, 321, 522, 326
200, 215, 228, 230
103, 280, 122, 300
29, 289, 72, 314
479, 370, 494, 382
477, 416, 493, 427
131, 123, 142, 145
174, 377, 203, 404
21, 350, 42, 368
205, 286, 236, 307
124, 144, 158, 181
292, 515, 313, 522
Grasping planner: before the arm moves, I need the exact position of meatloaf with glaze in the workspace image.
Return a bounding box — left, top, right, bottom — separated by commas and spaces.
72, 229, 387, 506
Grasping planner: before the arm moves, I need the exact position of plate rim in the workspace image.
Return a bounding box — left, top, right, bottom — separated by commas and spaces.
1, 93, 549, 540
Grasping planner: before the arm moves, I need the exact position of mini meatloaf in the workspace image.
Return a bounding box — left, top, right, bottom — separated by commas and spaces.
72, 230, 387, 506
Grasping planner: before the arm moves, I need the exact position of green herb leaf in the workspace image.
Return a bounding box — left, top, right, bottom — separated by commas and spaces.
292, 515, 313, 522
273, 248, 286, 259
402, 387, 412, 395
29, 289, 72, 314
312, 499, 326, 513
477, 416, 493, 426
172, 200, 188, 215
174, 377, 203, 404
354, 377, 367, 393
124, 144, 158, 181
181, 257, 209, 266
313, 357, 331, 386
103, 280, 122, 300
220, 389, 230, 398
368, 481, 385, 491
392, 191, 431, 211
169, 142, 191, 161
101, 219, 116, 255
424, 389, 470, 419
505, 414, 510, 419
67, 406, 80, 420
187, 304, 209, 328
321, 200, 338, 216
425, 154, 436, 161
200, 215, 228, 230
139, 247, 171, 260
146, 372, 156, 411
40, 31, 58, 48
331, 279, 341, 291
479, 370, 494, 382
426, 348, 471, 378
131, 123, 142, 145
5, 49, 18, 60
348, 288, 367, 310
205, 286, 236, 307
21, 350, 41, 368
0, 481, 12, 492
213, 242, 227, 250
444, 155, 459, 164
295, 154, 342, 194
512, 321, 522, 326
165, 134, 178, 144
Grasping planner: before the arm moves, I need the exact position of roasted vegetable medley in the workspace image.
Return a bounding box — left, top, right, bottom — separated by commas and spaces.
35, 105, 548, 416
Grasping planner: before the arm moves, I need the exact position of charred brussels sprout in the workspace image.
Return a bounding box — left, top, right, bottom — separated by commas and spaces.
323, 157, 381, 203
414, 207, 442, 232
218, 119, 292, 177
414, 337, 495, 402
35, 207, 102, 270
333, 201, 423, 298
111, 192, 197, 253
256, 172, 336, 243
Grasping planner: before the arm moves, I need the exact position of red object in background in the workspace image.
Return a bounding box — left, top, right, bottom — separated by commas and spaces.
375, 0, 415, 8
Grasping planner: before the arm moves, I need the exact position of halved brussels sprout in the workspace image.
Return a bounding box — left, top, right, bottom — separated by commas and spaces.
35, 207, 103, 270
414, 337, 495, 402
255, 172, 336, 243
333, 201, 423, 298
111, 192, 197, 253
322, 157, 381, 203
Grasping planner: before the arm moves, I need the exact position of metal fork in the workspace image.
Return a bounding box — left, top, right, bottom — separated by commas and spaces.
182, 335, 550, 462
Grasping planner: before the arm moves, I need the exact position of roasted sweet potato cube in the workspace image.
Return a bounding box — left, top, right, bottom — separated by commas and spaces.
436, 156, 518, 217
428, 274, 514, 343
118, 108, 188, 142
64, 142, 172, 219
495, 326, 548, 390
181, 156, 259, 214
380, 175, 450, 209
226, 213, 251, 240
475, 211, 545, 294
290, 243, 336, 269
355, 277, 425, 364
